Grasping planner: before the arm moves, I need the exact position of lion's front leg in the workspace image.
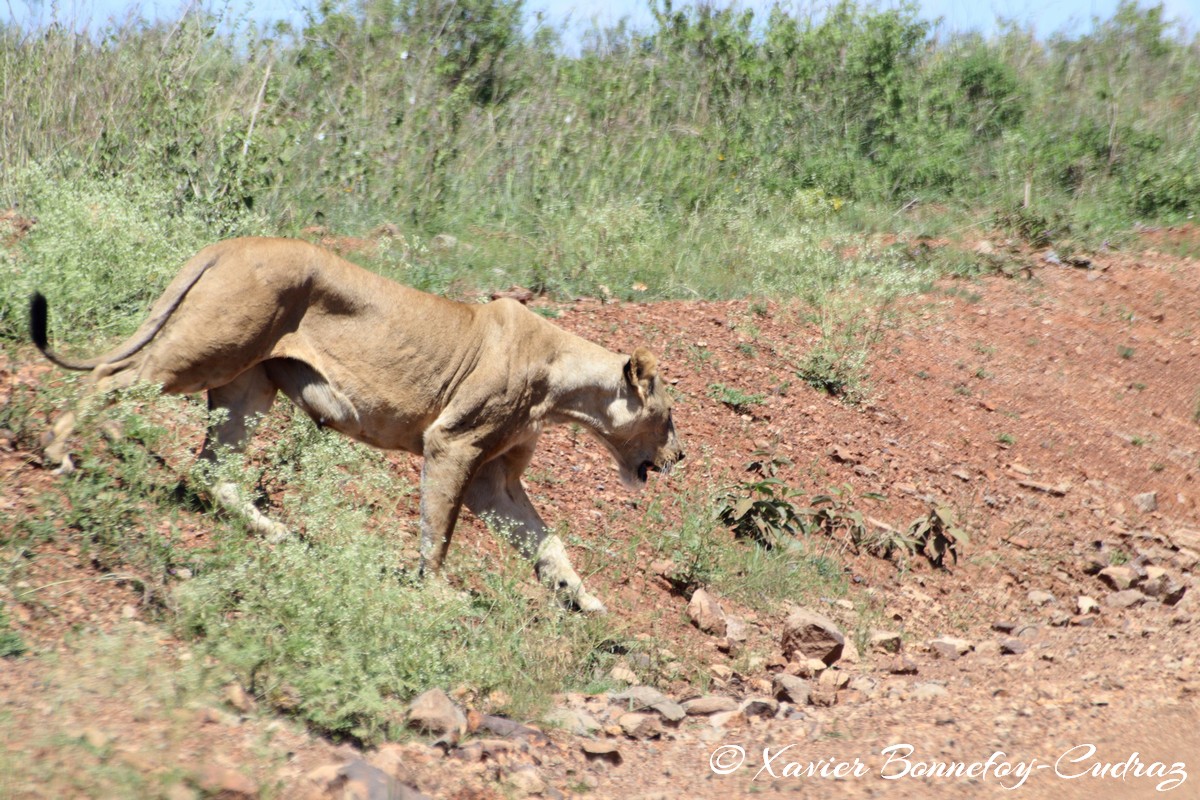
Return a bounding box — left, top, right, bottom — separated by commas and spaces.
417, 428, 485, 575
463, 455, 606, 614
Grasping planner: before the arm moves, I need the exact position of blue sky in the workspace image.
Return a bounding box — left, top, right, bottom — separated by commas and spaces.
5, 0, 1197, 39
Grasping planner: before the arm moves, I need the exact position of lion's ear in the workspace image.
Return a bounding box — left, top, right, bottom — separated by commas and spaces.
624, 347, 658, 399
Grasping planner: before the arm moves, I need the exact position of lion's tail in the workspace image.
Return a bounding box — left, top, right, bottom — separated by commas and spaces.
30, 255, 219, 372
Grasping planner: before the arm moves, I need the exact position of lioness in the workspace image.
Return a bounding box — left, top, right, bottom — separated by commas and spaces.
30, 237, 683, 612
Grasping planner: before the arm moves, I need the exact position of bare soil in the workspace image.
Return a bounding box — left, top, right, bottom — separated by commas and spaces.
2, 239, 1199, 799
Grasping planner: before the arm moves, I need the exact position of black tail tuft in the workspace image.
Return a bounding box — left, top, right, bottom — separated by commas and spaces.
29, 292, 49, 353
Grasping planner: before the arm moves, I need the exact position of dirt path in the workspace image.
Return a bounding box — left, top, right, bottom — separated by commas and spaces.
2, 243, 1198, 799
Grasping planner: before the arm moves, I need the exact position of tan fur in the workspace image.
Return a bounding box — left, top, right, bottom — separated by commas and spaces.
34, 237, 684, 612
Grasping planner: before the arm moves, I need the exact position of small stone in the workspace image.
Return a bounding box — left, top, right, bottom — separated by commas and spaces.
618, 712, 662, 739
739, 697, 779, 718
505, 767, 546, 796
407, 688, 466, 741
367, 744, 416, 784
910, 683, 949, 702
682, 696, 738, 716
1106, 589, 1148, 609
781, 609, 845, 666
580, 740, 622, 764
225, 683, 254, 714
1133, 492, 1158, 513
1141, 569, 1187, 605
1169, 529, 1200, 551
724, 615, 748, 643
787, 658, 827, 679
975, 640, 1002, 657
709, 710, 747, 728
165, 784, 199, 800
1099, 566, 1138, 591
687, 589, 727, 637
888, 655, 919, 675
817, 670, 849, 690
196, 766, 259, 799
929, 636, 972, 660
1077, 596, 1100, 615
545, 708, 600, 736
611, 686, 685, 723
869, 631, 903, 654
772, 674, 811, 705
609, 665, 639, 685
1027, 590, 1056, 607
709, 664, 734, 681
999, 639, 1027, 655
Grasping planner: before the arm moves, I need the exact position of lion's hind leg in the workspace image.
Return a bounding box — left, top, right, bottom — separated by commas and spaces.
42, 357, 144, 472
199, 365, 289, 541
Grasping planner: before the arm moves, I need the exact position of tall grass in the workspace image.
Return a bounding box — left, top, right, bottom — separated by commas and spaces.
2, 1, 1197, 279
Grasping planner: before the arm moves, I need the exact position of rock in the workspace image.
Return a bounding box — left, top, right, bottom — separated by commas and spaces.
505, 767, 546, 797
1099, 566, 1138, 591
475, 714, 550, 745
687, 589, 727, 636
999, 638, 1027, 655
407, 689, 466, 741
739, 697, 779, 718
910, 683, 949, 702
1106, 589, 1148, 609
682, 696, 738, 716
300, 759, 427, 800
1140, 569, 1187, 604
929, 636, 972, 660
780, 608, 845, 665
840, 638, 861, 665
817, 669, 849, 690
808, 689, 838, 707
1133, 492, 1158, 513
491, 286, 535, 304
1169, 529, 1200, 552
196, 766, 259, 799
709, 664, 734, 681
708, 710, 747, 729
724, 615, 749, 643
785, 658, 828, 679
611, 686, 685, 723
609, 664, 639, 685
165, 784, 199, 800
430, 233, 461, 251
869, 631, 903, 654
975, 640, 1002, 657
367, 744, 416, 785
618, 712, 662, 739
224, 683, 254, 714
1027, 590, 1057, 607
581, 740, 622, 764
887, 655, 919, 674
772, 674, 811, 705
545, 708, 600, 736
1077, 596, 1100, 615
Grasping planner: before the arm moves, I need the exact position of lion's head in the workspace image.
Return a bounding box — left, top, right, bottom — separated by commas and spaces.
603, 347, 684, 490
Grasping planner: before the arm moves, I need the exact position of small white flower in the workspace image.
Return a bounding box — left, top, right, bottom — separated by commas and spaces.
564, 114, 573, 124
316, 132, 326, 142
400, 50, 408, 60
409, 95, 416, 105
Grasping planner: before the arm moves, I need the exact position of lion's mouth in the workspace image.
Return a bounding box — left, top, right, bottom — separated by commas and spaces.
637, 460, 659, 483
